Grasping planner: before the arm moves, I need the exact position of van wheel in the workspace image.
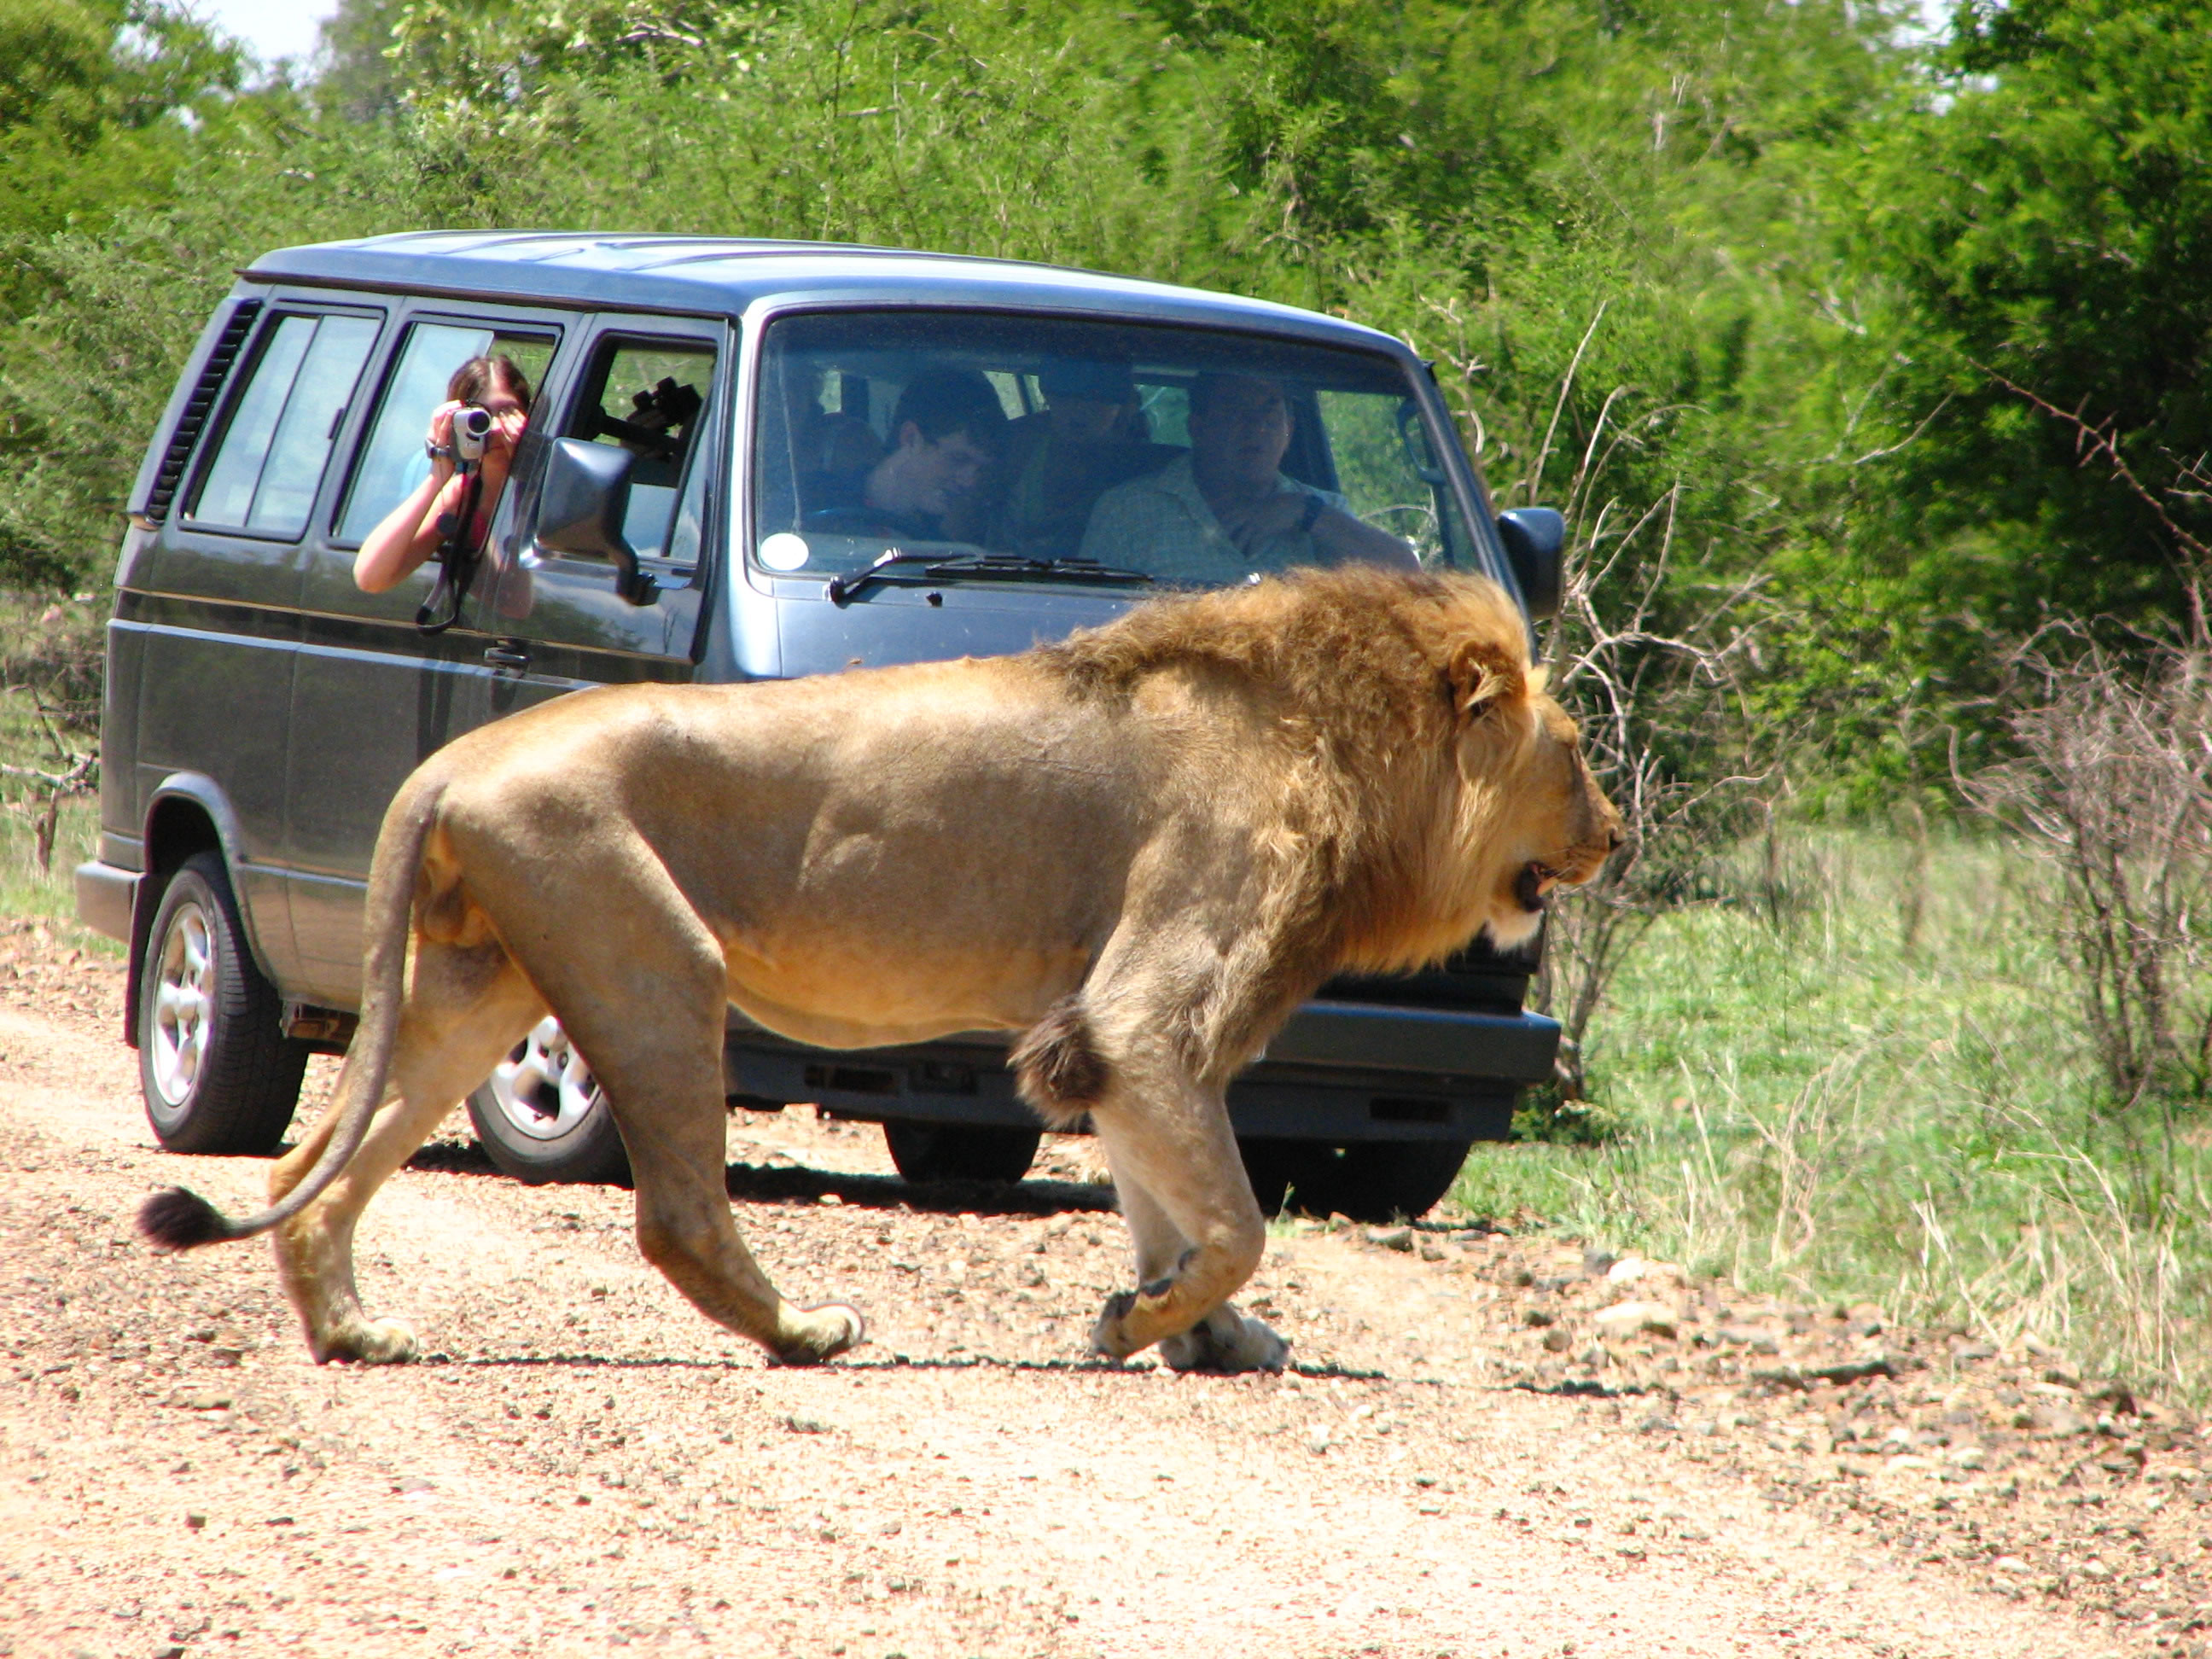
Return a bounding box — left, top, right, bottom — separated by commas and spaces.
466, 1016, 632, 1185
882, 1121, 1041, 1185
1237, 1137, 1473, 1223
137, 851, 311, 1155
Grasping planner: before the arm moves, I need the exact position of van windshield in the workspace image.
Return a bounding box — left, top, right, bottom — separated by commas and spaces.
752, 311, 1474, 589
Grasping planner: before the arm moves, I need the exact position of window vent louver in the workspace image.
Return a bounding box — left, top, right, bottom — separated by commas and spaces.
143, 300, 262, 523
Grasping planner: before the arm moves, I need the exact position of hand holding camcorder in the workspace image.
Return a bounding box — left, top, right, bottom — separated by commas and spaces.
451, 405, 494, 469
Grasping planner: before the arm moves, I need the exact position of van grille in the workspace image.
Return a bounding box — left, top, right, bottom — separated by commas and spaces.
143, 300, 262, 523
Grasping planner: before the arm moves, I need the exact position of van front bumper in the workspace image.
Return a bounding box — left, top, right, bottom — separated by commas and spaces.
724, 999, 1560, 1144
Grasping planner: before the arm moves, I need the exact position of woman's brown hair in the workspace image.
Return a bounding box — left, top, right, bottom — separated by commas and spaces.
445, 353, 533, 409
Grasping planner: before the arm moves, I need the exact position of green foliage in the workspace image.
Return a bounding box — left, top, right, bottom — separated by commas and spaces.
1850, 0, 2212, 631
0, 0, 1922, 625
0, 1, 245, 258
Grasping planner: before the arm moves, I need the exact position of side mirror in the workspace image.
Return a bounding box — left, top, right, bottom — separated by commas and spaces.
536, 437, 656, 606
1495, 506, 1563, 620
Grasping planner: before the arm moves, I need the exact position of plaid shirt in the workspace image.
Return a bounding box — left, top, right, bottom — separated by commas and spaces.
1077, 453, 1346, 585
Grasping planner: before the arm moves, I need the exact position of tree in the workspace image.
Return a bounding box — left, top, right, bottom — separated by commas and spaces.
0, 0, 244, 253
1851, 0, 2212, 636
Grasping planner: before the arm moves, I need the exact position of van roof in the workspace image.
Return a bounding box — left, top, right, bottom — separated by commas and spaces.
244, 231, 1406, 355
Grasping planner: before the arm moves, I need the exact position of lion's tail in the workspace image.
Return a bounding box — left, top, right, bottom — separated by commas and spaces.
137, 775, 445, 1253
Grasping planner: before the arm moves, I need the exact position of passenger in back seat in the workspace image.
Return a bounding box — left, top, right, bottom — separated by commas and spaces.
989, 361, 1174, 560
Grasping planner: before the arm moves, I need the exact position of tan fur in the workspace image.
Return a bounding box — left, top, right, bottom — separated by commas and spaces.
175, 568, 1618, 1374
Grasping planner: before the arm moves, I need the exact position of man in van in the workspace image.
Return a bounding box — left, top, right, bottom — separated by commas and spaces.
801, 369, 1009, 545
1080, 371, 1417, 582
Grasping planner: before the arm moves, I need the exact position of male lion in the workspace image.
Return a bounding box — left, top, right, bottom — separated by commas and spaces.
141, 568, 1621, 1373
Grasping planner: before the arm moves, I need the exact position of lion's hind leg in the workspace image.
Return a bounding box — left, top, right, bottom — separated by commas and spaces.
605, 1050, 864, 1365
271, 939, 542, 1364
499, 874, 863, 1366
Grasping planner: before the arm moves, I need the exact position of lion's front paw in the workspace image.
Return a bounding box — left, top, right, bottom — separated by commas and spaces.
1159, 1307, 1289, 1375
314, 1316, 420, 1365
772, 1302, 867, 1366
1089, 1289, 1143, 1361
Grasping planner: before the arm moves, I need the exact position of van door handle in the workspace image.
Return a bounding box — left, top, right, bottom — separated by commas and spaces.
484, 640, 530, 670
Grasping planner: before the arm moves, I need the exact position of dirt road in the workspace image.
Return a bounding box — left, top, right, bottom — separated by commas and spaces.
0, 923, 2198, 1657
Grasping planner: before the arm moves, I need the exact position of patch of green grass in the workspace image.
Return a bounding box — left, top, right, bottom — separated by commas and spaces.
0, 667, 116, 951
0, 790, 106, 936
1453, 828, 2212, 1401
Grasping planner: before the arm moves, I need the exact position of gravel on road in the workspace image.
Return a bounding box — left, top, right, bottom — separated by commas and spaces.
0, 918, 2194, 1657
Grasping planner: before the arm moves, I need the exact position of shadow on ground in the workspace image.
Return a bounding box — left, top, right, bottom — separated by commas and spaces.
400, 1138, 1118, 1217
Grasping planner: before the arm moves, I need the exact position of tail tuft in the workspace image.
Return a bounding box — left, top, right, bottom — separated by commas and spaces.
138, 1187, 236, 1252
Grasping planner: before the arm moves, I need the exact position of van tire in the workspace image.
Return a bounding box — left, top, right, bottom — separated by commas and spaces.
882, 1121, 1041, 1185
466, 1016, 632, 1185
1237, 1136, 1473, 1223
137, 852, 310, 1155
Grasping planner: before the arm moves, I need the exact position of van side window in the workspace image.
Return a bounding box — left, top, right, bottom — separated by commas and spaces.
566, 339, 715, 564
335, 321, 556, 546
187, 312, 379, 538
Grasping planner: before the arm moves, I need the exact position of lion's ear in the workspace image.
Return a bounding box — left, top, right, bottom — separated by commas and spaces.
1447, 637, 1528, 721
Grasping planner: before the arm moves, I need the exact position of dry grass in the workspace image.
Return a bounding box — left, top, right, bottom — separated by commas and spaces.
1453, 826, 2212, 1402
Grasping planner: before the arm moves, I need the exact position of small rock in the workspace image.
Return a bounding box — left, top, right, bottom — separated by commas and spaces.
1593, 1301, 1678, 1341
1992, 1555, 2032, 1575
1307, 1424, 1332, 1453
1540, 1327, 1574, 1353
1943, 1445, 1988, 1470
1417, 1241, 1444, 1262
183, 1511, 207, 1530
1605, 1257, 1680, 1286
2034, 1405, 2091, 1437
1524, 1307, 1557, 1328
2087, 1379, 2138, 1415
1364, 1225, 1414, 1253
1582, 1249, 1617, 1276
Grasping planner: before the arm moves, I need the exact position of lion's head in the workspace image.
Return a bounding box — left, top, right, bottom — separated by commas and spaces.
1436, 626, 1623, 952
1042, 565, 1623, 972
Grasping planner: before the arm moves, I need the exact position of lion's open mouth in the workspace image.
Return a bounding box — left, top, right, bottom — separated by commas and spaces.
1514, 862, 1556, 913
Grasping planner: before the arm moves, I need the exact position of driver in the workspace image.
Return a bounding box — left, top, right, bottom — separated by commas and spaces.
801, 369, 1008, 544
1078, 371, 1416, 583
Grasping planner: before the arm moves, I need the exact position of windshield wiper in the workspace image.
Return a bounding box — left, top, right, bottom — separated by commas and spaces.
827, 550, 1154, 607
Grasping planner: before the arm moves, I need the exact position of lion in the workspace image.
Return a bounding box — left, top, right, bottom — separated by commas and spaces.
139, 566, 1621, 1373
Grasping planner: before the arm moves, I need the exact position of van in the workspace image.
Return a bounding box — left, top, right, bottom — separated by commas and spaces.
75, 231, 1569, 1220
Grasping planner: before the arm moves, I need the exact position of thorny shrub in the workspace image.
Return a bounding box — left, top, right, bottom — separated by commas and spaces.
1965, 638, 2212, 1114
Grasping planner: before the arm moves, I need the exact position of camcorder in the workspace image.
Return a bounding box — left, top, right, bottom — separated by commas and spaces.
451, 405, 495, 469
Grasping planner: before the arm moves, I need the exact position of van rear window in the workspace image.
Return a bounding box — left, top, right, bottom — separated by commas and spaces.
188, 313, 379, 538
